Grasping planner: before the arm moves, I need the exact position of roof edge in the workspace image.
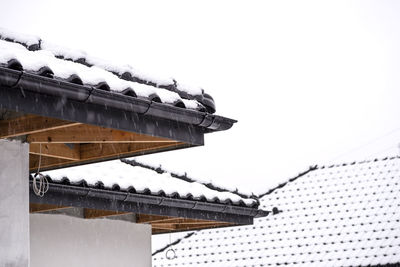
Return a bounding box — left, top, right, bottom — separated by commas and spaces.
152, 231, 197, 257
0, 67, 236, 144
121, 159, 259, 205
258, 155, 400, 199
258, 165, 318, 199
29, 181, 265, 224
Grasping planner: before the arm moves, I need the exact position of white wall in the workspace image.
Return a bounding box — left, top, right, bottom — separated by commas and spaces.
30, 214, 151, 267
0, 140, 29, 267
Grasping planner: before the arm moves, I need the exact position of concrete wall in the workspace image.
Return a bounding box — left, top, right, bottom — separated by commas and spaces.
30, 214, 152, 267
0, 140, 30, 267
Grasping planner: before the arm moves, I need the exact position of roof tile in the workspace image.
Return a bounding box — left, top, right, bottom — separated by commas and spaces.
0, 28, 215, 113
153, 157, 400, 266
41, 159, 258, 208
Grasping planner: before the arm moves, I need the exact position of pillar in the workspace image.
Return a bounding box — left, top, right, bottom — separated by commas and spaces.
0, 139, 30, 266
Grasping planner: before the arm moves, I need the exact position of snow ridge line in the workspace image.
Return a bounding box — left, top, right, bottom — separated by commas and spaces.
121, 158, 258, 202
318, 155, 400, 170
257, 155, 400, 199
257, 165, 318, 199
152, 232, 197, 257
0, 28, 208, 104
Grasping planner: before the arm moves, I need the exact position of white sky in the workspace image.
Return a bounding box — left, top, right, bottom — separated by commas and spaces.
1, 0, 400, 195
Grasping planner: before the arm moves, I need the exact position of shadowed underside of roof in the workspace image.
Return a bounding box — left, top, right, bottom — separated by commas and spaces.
152, 156, 400, 266
0, 28, 236, 172
29, 159, 268, 234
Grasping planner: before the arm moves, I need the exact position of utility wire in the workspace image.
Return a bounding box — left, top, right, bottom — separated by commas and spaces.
329, 126, 400, 162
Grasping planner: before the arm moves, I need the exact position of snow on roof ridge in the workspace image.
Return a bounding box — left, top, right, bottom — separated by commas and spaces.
257, 155, 400, 199
152, 231, 197, 257
257, 165, 318, 199
0, 28, 205, 96
153, 156, 400, 266
318, 155, 400, 169
121, 158, 259, 203
43, 160, 257, 207
0, 27, 41, 49
0, 39, 206, 111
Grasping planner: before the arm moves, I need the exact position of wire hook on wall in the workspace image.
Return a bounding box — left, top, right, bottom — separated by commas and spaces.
165, 233, 177, 260
32, 143, 49, 197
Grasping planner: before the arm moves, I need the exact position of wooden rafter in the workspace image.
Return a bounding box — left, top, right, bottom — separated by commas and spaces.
84, 209, 131, 219
0, 114, 80, 139
136, 214, 175, 224
29, 154, 72, 171
0, 114, 188, 170
151, 224, 177, 230
79, 142, 183, 163
29, 203, 69, 213
27, 124, 174, 144
150, 220, 233, 234
152, 220, 226, 226
29, 142, 184, 171
138, 213, 235, 233
30, 143, 81, 160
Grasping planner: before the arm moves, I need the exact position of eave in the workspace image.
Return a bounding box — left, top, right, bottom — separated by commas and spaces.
0, 67, 236, 171
29, 181, 268, 234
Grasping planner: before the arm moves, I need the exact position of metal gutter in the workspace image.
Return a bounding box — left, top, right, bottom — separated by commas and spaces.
29, 181, 269, 225
0, 67, 236, 144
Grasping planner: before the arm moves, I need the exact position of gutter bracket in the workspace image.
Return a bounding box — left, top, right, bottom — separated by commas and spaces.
123, 192, 130, 202
9, 71, 26, 98
141, 101, 152, 115
221, 204, 228, 213
191, 201, 198, 210
197, 113, 209, 126
82, 86, 95, 103
84, 188, 92, 197
197, 113, 215, 129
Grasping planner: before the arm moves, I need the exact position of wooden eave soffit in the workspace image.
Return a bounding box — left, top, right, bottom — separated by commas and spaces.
0, 114, 185, 171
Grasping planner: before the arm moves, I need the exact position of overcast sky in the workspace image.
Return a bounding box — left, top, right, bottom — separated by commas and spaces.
2, 0, 400, 194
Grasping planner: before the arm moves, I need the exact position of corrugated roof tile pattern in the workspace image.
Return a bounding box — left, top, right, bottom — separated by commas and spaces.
0, 28, 216, 113
41, 159, 258, 208
153, 157, 400, 267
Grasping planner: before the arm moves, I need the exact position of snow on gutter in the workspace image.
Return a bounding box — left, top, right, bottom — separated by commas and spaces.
0, 67, 236, 145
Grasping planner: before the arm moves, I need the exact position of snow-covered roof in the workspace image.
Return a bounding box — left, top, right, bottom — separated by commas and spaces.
153, 156, 400, 267
0, 28, 216, 113
42, 159, 258, 208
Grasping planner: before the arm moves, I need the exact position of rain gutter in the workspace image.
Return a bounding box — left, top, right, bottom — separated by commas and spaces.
29, 181, 269, 225
0, 67, 237, 145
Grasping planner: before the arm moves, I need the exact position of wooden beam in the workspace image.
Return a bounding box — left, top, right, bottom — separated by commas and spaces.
84, 209, 131, 219
30, 143, 81, 160
79, 142, 183, 161
174, 224, 232, 232
151, 222, 231, 232
27, 124, 174, 144
29, 154, 72, 171
0, 114, 80, 139
136, 214, 175, 224
151, 220, 225, 226
151, 224, 177, 230
152, 229, 171, 234
29, 203, 69, 213
29, 142, 184, 171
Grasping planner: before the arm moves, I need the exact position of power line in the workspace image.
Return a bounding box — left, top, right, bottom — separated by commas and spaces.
329, 126, 400, 162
